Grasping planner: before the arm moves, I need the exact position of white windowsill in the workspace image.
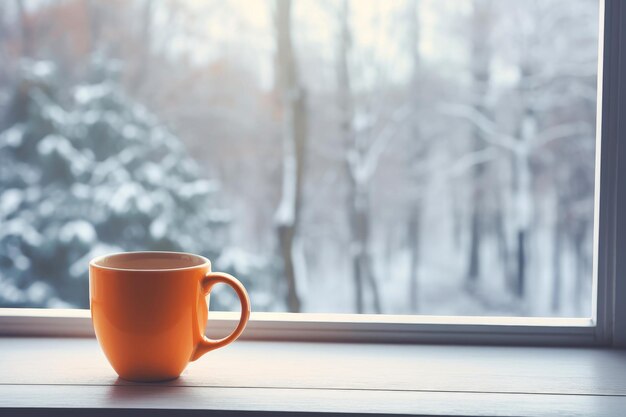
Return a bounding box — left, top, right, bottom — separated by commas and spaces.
0, 309, 601, 346
1, 337, 626, 416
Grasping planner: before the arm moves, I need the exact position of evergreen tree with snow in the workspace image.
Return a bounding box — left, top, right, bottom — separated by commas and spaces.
0, 58, 229, 308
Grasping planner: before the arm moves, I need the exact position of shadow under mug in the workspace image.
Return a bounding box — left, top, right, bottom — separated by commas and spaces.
89, 251, 250, 382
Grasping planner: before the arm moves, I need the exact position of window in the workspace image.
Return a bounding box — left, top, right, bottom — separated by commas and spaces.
1, 0, 624, 346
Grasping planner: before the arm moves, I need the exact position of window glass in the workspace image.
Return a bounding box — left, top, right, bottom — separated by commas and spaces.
0, 0, 598, 317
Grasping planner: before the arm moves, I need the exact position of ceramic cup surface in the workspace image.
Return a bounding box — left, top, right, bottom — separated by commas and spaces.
89, 251, 250, 382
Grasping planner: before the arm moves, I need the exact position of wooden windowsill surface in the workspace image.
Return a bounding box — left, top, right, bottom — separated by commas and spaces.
1, 337, 626, 416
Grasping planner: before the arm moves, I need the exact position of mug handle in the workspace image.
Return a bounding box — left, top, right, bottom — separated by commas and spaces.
191, 272, 251, 361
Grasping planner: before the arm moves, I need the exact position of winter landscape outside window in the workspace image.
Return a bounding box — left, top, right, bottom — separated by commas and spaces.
0, 0, 598, 318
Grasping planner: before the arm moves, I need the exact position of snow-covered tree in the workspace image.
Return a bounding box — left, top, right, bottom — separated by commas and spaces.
448, 0, 596, 312
405, 0, 427, 312
0, 58, 229, 307
273, 0, 308, 312
335, 0, 410, 313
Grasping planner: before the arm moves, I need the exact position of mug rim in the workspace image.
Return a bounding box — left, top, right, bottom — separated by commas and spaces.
90, 251, 211, 272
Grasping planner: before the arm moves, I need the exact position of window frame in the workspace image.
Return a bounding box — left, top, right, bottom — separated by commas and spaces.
0, 0, 623, 347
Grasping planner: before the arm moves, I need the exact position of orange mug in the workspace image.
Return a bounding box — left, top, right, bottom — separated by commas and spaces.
89, 251, 250, 382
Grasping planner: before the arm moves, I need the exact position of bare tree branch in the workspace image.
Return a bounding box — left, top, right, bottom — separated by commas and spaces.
532, 121, 592, 149
448, 147, 498, 177
364, 105, 412, 173
439, 103, 520, 152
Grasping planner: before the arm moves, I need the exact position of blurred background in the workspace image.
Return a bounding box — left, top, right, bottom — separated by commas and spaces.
0, 0, 598, 316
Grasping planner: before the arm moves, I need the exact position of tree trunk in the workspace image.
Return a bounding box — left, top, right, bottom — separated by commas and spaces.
364, 243, 381, 313
406, 0, 425, 312
85, 0, 103, 54
16, 0, 32, 57
346, 169, 381, 313
467, 206, 482, 287
511, 117, 534, 299
132, 0, 153, 94
514, 229, 527, 297
551, 216, 562, 313
337, 0, 380, 313
572, 222, 587, 314
452, 181, 463, 251
277, 222, 300, 312
494, 185, 509, 275
465, 0, 493, 289
408, 200, 421, 312
274, 0, 307, 312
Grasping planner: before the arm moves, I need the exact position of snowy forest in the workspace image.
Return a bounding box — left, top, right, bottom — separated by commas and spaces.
0, 0, 598, 316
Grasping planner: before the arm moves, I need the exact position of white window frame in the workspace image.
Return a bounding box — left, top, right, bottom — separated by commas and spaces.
0, 0, 624, 347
